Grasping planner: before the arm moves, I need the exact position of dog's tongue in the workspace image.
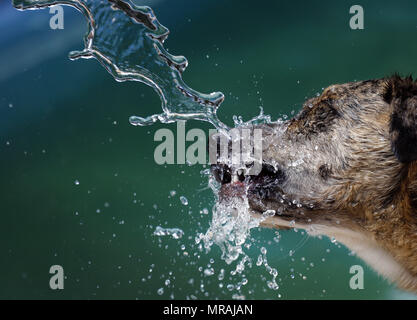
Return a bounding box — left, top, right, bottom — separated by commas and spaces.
219, 181, 247, 201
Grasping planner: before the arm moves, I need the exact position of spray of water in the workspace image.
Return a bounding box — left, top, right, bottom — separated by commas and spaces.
13, 0, 228, 130
13, 0, 281, 296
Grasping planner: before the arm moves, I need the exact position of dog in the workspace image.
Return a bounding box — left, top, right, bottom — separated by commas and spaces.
211, 75, 417, 293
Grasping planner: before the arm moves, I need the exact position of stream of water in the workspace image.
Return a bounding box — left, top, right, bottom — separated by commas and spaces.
12, 0, 280, 297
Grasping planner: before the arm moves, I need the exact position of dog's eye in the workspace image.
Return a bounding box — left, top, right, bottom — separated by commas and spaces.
318, 164, 332, 180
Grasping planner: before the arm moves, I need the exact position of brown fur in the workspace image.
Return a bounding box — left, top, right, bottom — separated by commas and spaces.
213, 76, 417, 293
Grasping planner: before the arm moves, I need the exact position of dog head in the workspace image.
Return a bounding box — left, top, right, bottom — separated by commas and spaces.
211, 75, 417, 291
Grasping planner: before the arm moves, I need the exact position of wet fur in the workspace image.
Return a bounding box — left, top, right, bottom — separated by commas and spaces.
216, 75, 417, 293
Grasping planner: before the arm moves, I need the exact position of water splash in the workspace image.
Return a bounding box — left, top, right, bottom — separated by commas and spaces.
197, 196, 259, 265
14, 0, 283, 296
196, 172, 273, 265
153, 226, 184, 239
12, 0, 228, 130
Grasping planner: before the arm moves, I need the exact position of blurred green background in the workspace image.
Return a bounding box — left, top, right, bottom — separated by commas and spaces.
1, 0, 417, 299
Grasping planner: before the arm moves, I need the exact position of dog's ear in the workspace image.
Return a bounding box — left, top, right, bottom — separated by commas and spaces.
384, 75, 417, 163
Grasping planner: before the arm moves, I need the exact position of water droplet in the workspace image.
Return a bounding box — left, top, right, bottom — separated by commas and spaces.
267, 280, 279, 290
256, 255, 263, 266
153, 226, 184, 239
204, 268, 214, 276
218, 269, 225, 281
180, 196, 188, 205
262, 210, 275, 217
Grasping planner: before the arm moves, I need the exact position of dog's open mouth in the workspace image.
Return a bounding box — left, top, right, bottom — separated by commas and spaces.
211, 162, 287, 211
